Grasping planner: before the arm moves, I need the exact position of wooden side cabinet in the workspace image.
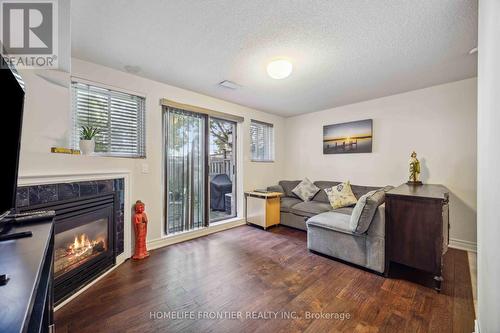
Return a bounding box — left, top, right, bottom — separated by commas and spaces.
245, 192, 281, 230
385, 184, 449, 291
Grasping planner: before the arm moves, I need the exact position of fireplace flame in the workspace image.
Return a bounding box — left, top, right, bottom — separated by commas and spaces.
55, 228, 107, 278
68, 234, 104, 257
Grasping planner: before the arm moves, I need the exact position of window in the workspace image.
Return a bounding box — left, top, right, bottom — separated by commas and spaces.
250, 119, 274, 162
72, 81, 146, 157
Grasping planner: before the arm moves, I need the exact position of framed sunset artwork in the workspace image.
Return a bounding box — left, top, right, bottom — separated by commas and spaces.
323, 119, 373, 154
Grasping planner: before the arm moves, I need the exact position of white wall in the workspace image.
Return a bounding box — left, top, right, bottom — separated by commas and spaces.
17, 58, 478, 256
477, 0, 500, 332
18, 58, 286, 243
284, 78, 477, 247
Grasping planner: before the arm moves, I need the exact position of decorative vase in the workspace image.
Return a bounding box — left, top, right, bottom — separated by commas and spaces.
79, 139, 95, 155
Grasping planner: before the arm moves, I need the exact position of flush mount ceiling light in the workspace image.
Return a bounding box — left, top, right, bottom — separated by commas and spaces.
267, 59, 293, 79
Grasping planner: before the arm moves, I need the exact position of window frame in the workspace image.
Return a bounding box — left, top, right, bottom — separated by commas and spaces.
71, 78, 147, 158
250, 119, 275, 162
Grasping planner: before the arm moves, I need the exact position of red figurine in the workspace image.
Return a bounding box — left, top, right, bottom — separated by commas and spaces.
132, 200, 149, 260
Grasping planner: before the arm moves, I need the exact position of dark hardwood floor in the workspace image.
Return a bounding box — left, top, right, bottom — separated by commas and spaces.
55, 225, 475, 333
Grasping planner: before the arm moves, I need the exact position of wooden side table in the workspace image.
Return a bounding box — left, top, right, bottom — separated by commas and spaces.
244, 191, 282, 230
385, 183, 449, 291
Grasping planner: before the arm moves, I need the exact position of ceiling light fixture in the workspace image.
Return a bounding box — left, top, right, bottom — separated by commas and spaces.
267, 59, 293, 79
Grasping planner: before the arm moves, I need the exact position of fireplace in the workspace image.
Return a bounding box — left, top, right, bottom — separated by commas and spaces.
54, 217, 108, 278
18, 191, 117, 304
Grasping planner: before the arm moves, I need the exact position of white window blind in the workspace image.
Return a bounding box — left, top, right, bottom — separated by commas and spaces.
72, 81, 146, 157
250, 119, 274, 162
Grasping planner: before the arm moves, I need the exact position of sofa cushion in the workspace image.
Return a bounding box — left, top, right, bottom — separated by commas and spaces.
279, 180, 302, 198
292, 178, 320, 202
333, 207, 354, 215
313, 181, 380, 201
350, 186, 394, 234
290, 201, 332, 217
349, 190, 377, 233
306, 211, 354, 235
280, 212, 308, 230
280, 197, 302, 213
312, 181, 340, 202
324, 181, 358, 209
350, 184, 381, 199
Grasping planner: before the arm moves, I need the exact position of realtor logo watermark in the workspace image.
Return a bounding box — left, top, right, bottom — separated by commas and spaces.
149, 310, 352, 321
1, 0, 58, 68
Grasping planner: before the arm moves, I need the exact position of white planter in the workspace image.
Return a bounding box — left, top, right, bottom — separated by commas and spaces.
79, 139, 95, 155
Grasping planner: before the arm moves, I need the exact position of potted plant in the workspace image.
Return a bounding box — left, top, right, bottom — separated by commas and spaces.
79, 126, 99, 155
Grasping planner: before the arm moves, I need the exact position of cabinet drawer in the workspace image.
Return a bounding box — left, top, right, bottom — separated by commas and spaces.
387, 196, 444, 274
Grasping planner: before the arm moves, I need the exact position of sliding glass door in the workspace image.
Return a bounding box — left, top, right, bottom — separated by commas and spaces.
208, 118, 236, 223
164, 108, 238, 234
165, 108, 207, 234
209, 118, 237, 222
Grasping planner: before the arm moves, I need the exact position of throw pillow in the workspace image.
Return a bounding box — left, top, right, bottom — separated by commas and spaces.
279, 180, 302, 198
292, 178, 320, 202
324, 181, 358, 209
349, 190, 377, 233
349, 185, 395, 234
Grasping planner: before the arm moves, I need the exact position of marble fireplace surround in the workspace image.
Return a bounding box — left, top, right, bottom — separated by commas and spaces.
17, 171, 132, 309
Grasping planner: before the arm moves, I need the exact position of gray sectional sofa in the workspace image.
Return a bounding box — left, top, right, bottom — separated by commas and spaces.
267, 180, 390, 273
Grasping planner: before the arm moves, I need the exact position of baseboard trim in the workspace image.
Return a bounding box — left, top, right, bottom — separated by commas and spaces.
147, 218, 246, 251
449, 238, 477, 253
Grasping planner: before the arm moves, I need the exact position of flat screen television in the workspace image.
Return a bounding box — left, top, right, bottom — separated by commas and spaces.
0, 55, 25, 219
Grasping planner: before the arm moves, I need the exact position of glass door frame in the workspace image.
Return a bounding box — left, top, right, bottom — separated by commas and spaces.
163, 108, 239, 235
208, 116, 238, 224
163, 108, 209, 235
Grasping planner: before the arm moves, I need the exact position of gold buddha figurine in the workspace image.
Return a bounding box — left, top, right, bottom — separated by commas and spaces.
408, 151, 422, 185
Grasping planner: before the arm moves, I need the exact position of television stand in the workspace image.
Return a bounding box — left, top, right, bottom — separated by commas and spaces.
0, 217, 55, 332
0, 230, 32, 242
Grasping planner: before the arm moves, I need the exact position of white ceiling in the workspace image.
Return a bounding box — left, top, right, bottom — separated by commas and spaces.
71, 0, 477, 117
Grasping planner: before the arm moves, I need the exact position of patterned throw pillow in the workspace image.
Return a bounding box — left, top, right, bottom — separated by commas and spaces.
292, 178, 320, 202
324, 181, 358, 209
